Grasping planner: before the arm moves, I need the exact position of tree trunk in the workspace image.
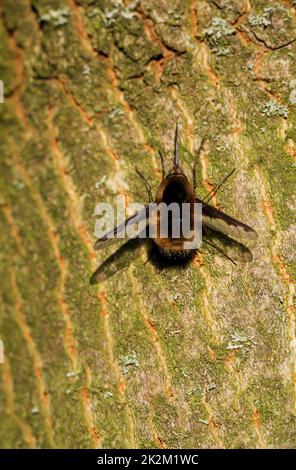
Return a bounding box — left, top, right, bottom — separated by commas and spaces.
0, 0, 295, 448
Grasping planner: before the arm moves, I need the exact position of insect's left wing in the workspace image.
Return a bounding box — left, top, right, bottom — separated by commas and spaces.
196, 197, 258, 241
94, 203, 157, 250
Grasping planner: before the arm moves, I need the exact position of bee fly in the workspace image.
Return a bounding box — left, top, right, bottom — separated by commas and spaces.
93, 122, 257, 267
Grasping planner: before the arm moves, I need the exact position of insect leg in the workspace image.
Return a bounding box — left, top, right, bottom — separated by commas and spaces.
143, 243, 155, 265
192, 138, 206, 191
203, 168, 236, 203
135, 167, 153, 202
203, 238, 237, 265
203, 226, 237, 265
174, 118, 179, 170
158, 150, 166, 179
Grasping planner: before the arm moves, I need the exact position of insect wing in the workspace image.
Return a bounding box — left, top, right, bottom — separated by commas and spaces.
196, 198, 258, 241
94, 203, 157, 250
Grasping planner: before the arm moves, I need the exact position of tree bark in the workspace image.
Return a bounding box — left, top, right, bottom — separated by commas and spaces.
0, 0, 295, 448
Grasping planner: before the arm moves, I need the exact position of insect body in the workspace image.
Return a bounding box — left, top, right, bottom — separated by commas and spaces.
151, 124, 198, 258
93, 123, 257, 264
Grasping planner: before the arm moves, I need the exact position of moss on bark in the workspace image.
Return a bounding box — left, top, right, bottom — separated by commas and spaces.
0, 0, 295, 448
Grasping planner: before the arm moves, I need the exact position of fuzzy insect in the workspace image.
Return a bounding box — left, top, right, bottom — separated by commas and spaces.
93, 122, 257, 268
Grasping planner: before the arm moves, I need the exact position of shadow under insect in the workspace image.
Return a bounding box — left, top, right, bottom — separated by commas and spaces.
90, 237, 146, 285
90, 226, 253, 285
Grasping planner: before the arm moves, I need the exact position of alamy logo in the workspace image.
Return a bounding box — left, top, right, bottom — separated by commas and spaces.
94, 196, 203, 250
0, 80, 4, 103
0, 340, 4, 364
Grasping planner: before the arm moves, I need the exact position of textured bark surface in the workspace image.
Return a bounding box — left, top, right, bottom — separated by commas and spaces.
0, 0, 296, 449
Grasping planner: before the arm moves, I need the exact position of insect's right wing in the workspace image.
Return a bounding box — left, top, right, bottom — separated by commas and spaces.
94, 203, 157, 250
196, 197, 258, 241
